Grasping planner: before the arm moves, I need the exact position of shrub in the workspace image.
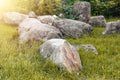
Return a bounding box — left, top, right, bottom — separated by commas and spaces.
4, 0, 120, 18
37, 0, 61, 15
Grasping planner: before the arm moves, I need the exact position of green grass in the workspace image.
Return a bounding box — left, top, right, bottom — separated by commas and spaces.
106, 17, 120, 22
0, 22, 120, 80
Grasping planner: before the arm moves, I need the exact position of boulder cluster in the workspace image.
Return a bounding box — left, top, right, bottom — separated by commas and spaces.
0, 1, 120, 73
0, 11, 92, 73
73, 1, 120, 35
0, 11, 93, 44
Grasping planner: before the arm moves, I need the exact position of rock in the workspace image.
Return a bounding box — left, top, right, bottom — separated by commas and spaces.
74, 44, 98, 55
19, 18, 62, 44
3, 12, 28, 25
39, 39, 82, 73
28, 11, 37, 18
102, 20, 120, 35
58, 13, 64, 18
53, 19, 93, 38
37, 15, 59, 26
73, 1, 91, 23
89, 16, 106, 27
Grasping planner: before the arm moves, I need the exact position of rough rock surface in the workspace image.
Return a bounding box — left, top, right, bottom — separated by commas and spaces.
3, 12, 28, 25
18, 18, 62, 44
73, 1, 91, 23
102, 20, 120, 35
39, 39, 82, 73
28, 11, 37, 18
37, 15, 58, 25
74, 44, 98, 55
89, 16, 106, 27
53, 19, 93, 38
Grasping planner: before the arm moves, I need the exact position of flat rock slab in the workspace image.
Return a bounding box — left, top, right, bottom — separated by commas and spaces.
2, 12, 28, 25
18, 18, 62, 44
39, 39, 82, 73
53, 19, 93, 38
89, 16, 106, 27
102, 20, 120, 35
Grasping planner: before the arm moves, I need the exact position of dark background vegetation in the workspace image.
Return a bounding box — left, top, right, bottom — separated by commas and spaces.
12, 0, 120, 19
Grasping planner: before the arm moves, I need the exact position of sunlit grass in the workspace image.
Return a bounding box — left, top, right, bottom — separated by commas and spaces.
0, 21, 120, 80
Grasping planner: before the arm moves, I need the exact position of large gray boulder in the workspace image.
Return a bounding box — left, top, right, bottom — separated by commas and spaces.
53, 19, 93, 38
37, 15, 59, 26
102, 20, 120, 35
2, 12, 28, 25
39, 39, 82, 73
73, 1, 91, 23
19, 18, 62, 44
89, 16, 106, 27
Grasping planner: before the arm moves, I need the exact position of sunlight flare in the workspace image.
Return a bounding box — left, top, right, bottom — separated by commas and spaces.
0, 0, 11, 11
0, 0, 7, 8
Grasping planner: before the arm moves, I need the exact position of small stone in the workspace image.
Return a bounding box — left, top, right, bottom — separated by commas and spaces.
28, 11, 37, 18
37, 15, 59, 26
74, 44, 98, 55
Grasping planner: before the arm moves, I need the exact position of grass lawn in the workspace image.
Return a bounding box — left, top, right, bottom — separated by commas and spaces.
0, 21, 120, 80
